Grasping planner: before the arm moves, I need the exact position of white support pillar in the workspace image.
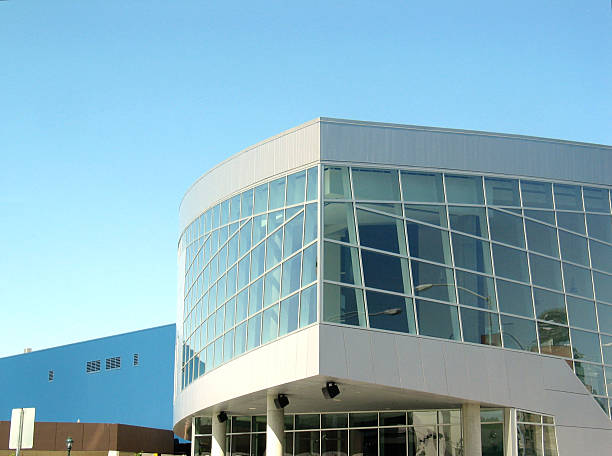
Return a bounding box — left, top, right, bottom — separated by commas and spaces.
503, 408, 518, 456
462, 403, 482, 456
212, 414, 226, 456
266, 393, 285, 456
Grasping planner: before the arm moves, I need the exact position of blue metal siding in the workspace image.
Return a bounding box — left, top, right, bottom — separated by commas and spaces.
0, 324, 175, 430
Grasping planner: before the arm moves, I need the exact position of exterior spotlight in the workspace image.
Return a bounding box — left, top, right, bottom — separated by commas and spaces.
274, 394, 289, 409
66, 437, 73, 456
322, 381, 340, 399
217, 411, 228, 423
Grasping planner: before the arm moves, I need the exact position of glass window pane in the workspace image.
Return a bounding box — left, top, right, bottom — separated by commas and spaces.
461, 308, 501, 346
279, 294, 299, 336
517, 424, 543, 456
306, 166, 318, 201
265, 229, 283, 270
485, 177, 520, 206
559, 230, 588, 266
220, 200, 229, 226
322, 413, 348, 428
416, 300, 460, 340
571, 329, 601, 362
286, 171, 306, 205
302, 243, 317, 286
349, 412, 377, 427
249, 278, 263, 315
452, 233, 493, 274
281, 253, 302, 298
262, 304, 279, 344
352, 168, 400, 201
594, 272, 612, 304
524, 209, 555, 225
213, 338, 223, 367
366, 291, 416, 333
269, 177, 286, 210
227, 234, 238, 267
295, 431, 320, 456
324, 202, 357, 244
583, 187, 610, 213
567, 296, 597, 331
215, 306, 225, 336
223, 330, 234, 362
264, 266, 281, 306
530, 254, 563, 291
412, 260, 456, 303
554, 184, 582, 211
406, 221, 452, 265
488, 209, 525, 248
323, 283, 366, 327
456, 270, 496, 310
300, 284, 317, 327
492, 244, 529, 282
597, 303, 612, 334
557, 211, 585, 234
525, 220, 559, 257
538, 322, 571, 358
283, 211, 304, 258
235, 288, 249, 323
322, 430, 347, 455
324, 241, 361, 285
252, 214, 267, 245
357, 208, 407, 255
587, 214, 612, 243
268, 209, 284, 233
380, 412, 406, 426
481, 423, 504, 456
521, 181, 553, 208
359, 202, 402, 216
239, 220, 252, 257
445, 174, 484, 204
241, 189, 253, 218
563, 263, 593, 299
501, 315, 538, 352
324, 166, 351, 199
401, 171, 444, 202
225, 297, 236, 330
404, 204, 447, 227
590, 240, 612, 273
602, 335, 612, 364
246, 313, 262, 351
534, 288, 567, 323
237, 254, 251, 290
448, 206, 488, 237
250, 243, 265, 280
362, 250, 411, 294
230, 195, 240, 222
304, 202, 318, 244
574, 362, 605, 395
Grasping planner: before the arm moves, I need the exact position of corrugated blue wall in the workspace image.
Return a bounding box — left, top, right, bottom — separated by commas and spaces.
0, 324, 175, 430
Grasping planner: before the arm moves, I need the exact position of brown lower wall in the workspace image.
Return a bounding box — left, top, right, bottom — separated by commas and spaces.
0, 422, 173, 454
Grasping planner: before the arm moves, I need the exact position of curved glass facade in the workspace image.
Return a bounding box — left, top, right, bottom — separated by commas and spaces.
179, 166, 319, 388
321, 165, 612, 416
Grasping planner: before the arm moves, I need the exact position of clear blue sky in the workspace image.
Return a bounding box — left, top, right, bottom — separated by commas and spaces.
0, 1, 610, 357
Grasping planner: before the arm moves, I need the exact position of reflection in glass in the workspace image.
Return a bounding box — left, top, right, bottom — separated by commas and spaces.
249, 278, 263, 315
264, 266, 281, 306
269, 177, 286, 210
557, 211, 585, 235
593, 272, 612, 304
301, 243, 317, 286
401, 171, 444, 203
590, 240, 612, 273
563, 263, 593, 299
524, 209, 555, 225
322, 430, 348, 455
538, 322, 571, 358
360, 202, 402, 216
529, 254, 563, 291
279, 294, 299, 336
352, 168, 400, 201
583, 187, 610, 213
265, 229, 282, 269
404, 204, 447, 227
252, 214, 267, 245
283, 211, 304, 258
461, 307, 501, 346
416, 300, 460, 340
357, 208, 407, 254
492, 244, 529, 283
525, 220, 559, 257
324, 166, 351, 199
250, 243, 265, 280
448, 206, 488, 237
234, 321, 247, 356
554, 184, 582, 211
456, 270, 496, 310
268, 209, 284, 233
349, 428, 378, 456
223, 330, 234, 362
230, 195, 240, 222
586, 214, 612, 243
306, 166, 318, 201
324, 242, 361, 285
445, 175, 484, 204
412, 261, 456, 303
501, 315, 538, 352
262, 304, 279, 344
254, 183, 268, 214
571, 329, 601, 362
602, 335, 612, 365
323, 283, 366, 327
452, 233, 493, 274
246, 313, 262, 350
566, 296, 597, 331
286, 170, 306, 205
597, 303, 612, 334
488, 209, 525, 248
281, 253, 302, 298
300, 284, 317, 327
238, 254, 251, 290
521, 181, 553, 208
362, 250, 411, 294
533, 288, 566, 323
241, 189, 253, 218
236, 289, 248, 322
324, 202, 357, 244
559, 230, 588, 266
574, 362, 605, 395
366, 291, 416, 333
485, 177, 520, 206
517, 423, 543, 456
380, 427, 405, 456
304, 203, 318, 244
406, 222, 452, 265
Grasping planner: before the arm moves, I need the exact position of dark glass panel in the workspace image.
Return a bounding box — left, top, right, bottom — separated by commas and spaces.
598, 302, 612, 334
294, 431, 320, 456
586, 214, 612, 243
557, 211, 585, 235
574, 362, 605, 395
538, 322, 571, 358
534, 288, 567, 323
230, 434, 250, 456
529, 254, 563, 291
594, 272, 612, 304
321, 413, 348, 428
452, 233, 493, 274
481, 423, 504, 456
461, 307, 501, 346
501, 315, 538, 352
448, 206, 488, 237
352, 168, 400, 201
325, 242, 361, 285
563, 263, 593, 299
324, 202, 357, 244
524, 209, 555, 225
590, 239, 612, 273
602, 335, 612, 364
401, 171, 444, 203
492, 244, 529, 283
583, 187, 610, 213
488, 209, 525, 248
525, 220, 559, 257
559, 230, 588, 266
445, 174, 484, 204
251, 433, 265, 456
359, 202, 403, 216
380, 427, 406, 456
456, 270, 496, 310
415, 300, 460, 340
194, 436, 212, 456
554, 184, 583, 211
322, 430, 348, 455
323, 283, 366, 327
521, 181, 553, 208
406, 221, 452, 265
380, 412, 406, 426
412, 260, 456, 303
404, 204, 447, 227
349, 412, 378, 427
366, 291, 416, 333
295, 414, 320, 430
357, 209, 407, 254
362, 250, 411, 294
350, 429, 378, 456
324, 166, 351, 199
496, 279, 533, 317
566, 296, 597, 331
571, 329, 602, 362
286, 170, 306, 205
485, 177, 520, 206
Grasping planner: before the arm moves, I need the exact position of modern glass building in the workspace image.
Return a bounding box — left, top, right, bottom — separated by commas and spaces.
175, 118, 612, 455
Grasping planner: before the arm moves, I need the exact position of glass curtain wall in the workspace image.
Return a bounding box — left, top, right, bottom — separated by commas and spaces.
321, 165, 612, 416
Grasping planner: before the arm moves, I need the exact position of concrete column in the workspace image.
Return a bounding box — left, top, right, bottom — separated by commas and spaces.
462, 403, 482, 456
503, 408, 518, 456
212, 414, 226, 456
266, 393, 285, 456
